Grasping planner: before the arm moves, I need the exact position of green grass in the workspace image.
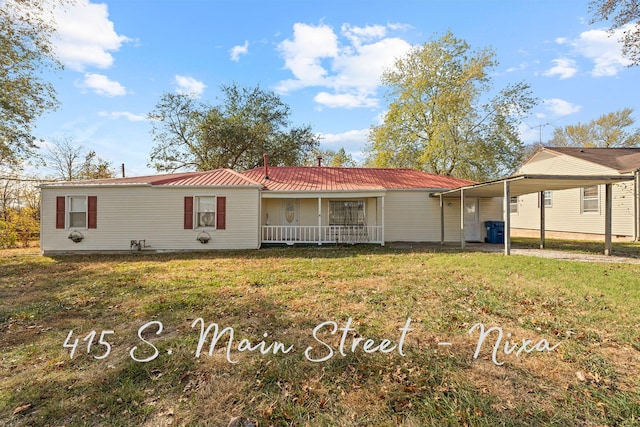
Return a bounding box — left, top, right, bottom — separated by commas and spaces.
1, 245, 639, 426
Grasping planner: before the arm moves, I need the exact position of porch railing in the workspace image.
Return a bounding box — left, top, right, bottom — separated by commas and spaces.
261, 225, 383, 245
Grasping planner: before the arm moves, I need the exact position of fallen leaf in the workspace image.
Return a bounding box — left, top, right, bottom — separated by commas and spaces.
13, 404, 32, 415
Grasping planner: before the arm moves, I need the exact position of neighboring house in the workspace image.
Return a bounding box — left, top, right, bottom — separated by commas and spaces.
510, 147, 640, 241
39, 165, 503, 255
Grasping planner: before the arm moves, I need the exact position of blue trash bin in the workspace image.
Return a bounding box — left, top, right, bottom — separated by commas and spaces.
484, 221, 505, 244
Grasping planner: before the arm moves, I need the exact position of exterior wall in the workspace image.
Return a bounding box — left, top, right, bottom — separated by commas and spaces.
510, 183, 635, 237
519, 151, 616, 175
41, 186, 260, 254
261, 197, 381, 228
514, 151, 636, 238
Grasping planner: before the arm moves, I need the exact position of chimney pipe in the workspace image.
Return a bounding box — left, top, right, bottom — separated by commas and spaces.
317, 156, 322, 167
121, 163, 125, 178
263, 154, 269, 180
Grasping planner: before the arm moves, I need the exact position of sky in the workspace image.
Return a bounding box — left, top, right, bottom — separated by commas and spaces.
32, 0, 640, 177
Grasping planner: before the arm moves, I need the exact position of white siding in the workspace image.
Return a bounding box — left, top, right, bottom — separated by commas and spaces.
520, 152, 616, 175
41, 186, 260, 254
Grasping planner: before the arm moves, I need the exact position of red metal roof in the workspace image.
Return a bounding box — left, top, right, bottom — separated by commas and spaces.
43, 166, 473, 191
44, 169, 262, 187
242, 167, 475, 191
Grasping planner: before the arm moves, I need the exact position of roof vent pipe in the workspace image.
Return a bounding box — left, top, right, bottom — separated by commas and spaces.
263, 154, 269, 180
317, 156, 322, 167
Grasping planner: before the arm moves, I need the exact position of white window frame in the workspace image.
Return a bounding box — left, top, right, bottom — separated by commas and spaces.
67, 195, 88, 229
581, 186, 600, 214
538, 190, 552, 208
509, 197, 518, 214
195, 196, 216, 229
329, 200, 365, 226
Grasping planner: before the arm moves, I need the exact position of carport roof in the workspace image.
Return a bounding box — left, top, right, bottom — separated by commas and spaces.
434, 174, 635, 198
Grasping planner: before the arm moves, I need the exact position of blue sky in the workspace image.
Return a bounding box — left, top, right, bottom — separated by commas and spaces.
34, 0, 640, 177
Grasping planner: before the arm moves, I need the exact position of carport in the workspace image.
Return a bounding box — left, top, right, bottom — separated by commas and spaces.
434, 174, 636, 256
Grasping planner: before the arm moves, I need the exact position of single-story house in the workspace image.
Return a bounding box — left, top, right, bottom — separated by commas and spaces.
510, 147, 640, 241
39, 164, 505, 255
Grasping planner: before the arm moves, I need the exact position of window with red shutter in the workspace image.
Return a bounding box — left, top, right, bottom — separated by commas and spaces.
184, 196, 194, 229
88, 196, 97, 229
56, 197, 65, 229
216, 196, 226, 230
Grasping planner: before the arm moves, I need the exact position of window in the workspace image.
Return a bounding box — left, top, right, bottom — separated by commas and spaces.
581, 186, 599, 213
68, 196, 87, 228
196, 196, 216, 228
184, 196, 226, 230
509, 197, 518, 214
539, 190, 552, 208
329, 200, 364, 226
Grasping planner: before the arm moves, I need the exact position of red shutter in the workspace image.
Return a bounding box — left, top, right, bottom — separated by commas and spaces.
56, 197, 65, 229
184, 197, 194, 229
216, 196, 226, 230
88, 196, 97, 229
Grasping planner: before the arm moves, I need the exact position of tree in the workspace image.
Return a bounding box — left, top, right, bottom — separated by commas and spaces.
548, 108, 640, 147
304, 147, 357, 167
1, 0, 65, 163
366, 31, 537, 181
148, 84, 320, 172
42, 136, 115, 180
590, 0, 640, 66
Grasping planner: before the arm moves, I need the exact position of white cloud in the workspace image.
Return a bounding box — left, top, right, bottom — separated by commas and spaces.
543, 98, 582, 117
230, 40, 249, 62
276, 22, 412, 109
52, 0, 130, 71
76, 73, 127, 96
174, 75, 207, 97
314, 92, 378, 109
98, 111, 146, 122
319, 129, 370, 148
543, 58, 578, 79
571, 25, 634, 77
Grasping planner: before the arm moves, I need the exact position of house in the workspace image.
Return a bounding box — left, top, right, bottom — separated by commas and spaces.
39, 164, 504, 255
510, 147, 640, 241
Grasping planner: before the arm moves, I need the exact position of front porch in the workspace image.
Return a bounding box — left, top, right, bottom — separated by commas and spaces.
259, 194, 385, 246
262, 225, 383, 245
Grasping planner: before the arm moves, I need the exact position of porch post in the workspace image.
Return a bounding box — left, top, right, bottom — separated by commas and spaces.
605, 183, 612, 256
460, 189, 465, 250
318, 197, 322, 246
381, 196, 385, 246
635, 171, 640, 241
440, 194, 444, 245
539, 191, 545, 249
504, 181, 511, 256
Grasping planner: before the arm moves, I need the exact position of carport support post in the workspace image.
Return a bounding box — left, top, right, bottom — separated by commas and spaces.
503, 181, 511, 255
635, 171, 640, 241
460, 189, 465, 250
440, 194, 444, 245
539, 191, 546, 249
605, 183, 612, 256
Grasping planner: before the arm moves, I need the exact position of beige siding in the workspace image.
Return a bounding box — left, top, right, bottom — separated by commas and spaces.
41, 186, 260, 254
510, 183, 634, 237
519, 152, 617, 175
514, 151, 636, 237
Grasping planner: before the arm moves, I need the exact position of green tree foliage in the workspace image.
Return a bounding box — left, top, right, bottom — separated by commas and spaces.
590, 0, 640, 65
42, 136, 115, 180
548, 108, 640, 147
305, 147, 357, 167
1, 0, 64, 163
148, 84, 320, 172
366, 31, 536, 181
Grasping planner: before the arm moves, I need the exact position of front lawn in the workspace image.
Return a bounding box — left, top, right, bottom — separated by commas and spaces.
1, 246, 639, 426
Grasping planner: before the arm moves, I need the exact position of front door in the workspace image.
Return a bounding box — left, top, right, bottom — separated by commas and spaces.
464, 199, 481, 242
282, 199, 298, 226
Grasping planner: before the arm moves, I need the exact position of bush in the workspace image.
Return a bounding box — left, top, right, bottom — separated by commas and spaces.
0, 220, 18, 248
